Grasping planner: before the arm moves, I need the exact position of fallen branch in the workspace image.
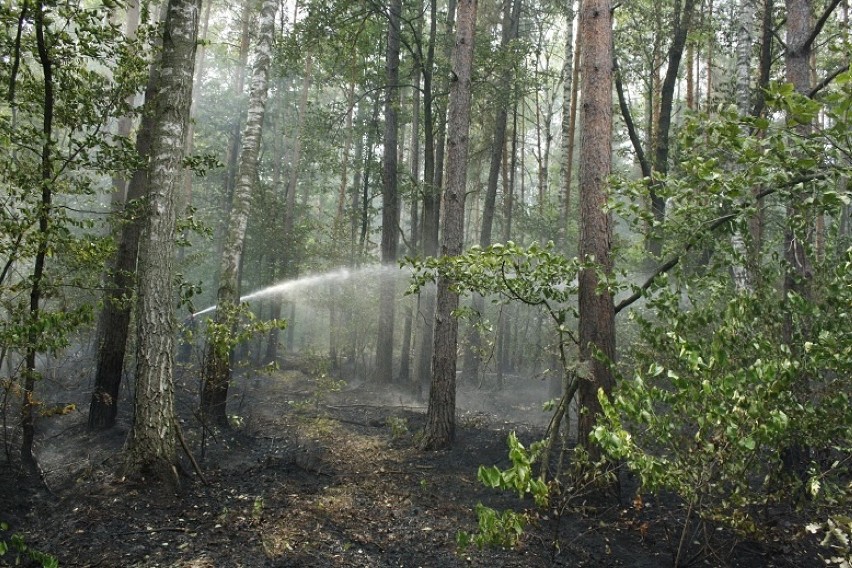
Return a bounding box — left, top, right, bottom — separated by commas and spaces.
175, 421, 209, 486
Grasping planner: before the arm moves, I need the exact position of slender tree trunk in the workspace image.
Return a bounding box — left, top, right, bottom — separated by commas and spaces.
109, 0, 142, 209
576, 0, 615, 459
125, 0, 200, 483
262, 77, 287, 365
335, 76, 356, 232
267, 55, 312, 359
686, 39, 695, 110
350, 99, 367, 262
422, 0, 477, 451
781, 0, 814, 481
647, 0, 696, 257
481, 0, 521, 248
559, 0, 578, 248
177, 0, 212, 252
359, 96, 382, 254
201, 0, 277, 427
415, 0, 457, 396
376, 0, 402, 385
214, 0, 252, 256
503, 101, 518, 243
399, 42, 423, 387
464, 0, 521, 383
731, 0, 753, 291
21, 2, 55, 469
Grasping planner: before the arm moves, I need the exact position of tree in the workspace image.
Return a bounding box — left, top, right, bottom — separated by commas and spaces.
559, 0, 580, 247
20, 1, 57, 469
1, 0, 145, 463
462, 0, 522, 383
414, 0, 457, 397
124, 0, 201, 482
201, 0, 278, 427
375, 0, 402, 385
421, 0, 478, 451
576, 0, 615, 457
89, 18, 163, 431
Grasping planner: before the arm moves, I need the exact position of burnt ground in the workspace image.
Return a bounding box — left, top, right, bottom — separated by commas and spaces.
1, 368, 823, 567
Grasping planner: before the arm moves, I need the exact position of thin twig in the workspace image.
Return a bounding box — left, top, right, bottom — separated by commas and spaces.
175, 421, 208, 485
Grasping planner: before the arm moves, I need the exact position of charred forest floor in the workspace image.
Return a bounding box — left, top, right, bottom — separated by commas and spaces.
1, 368, 823, 567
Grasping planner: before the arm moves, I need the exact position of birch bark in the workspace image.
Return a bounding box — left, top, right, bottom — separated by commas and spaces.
126, 0, 200, 482
201, 0, 277, 426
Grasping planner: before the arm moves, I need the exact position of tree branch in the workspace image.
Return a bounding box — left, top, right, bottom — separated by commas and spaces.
802, 0, 843, 54
809, 62, 850, 98
614, 174, 828, 314
614, 52, 651, 178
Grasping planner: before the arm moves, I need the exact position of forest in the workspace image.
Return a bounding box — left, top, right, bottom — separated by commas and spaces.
1, 0, 851, 565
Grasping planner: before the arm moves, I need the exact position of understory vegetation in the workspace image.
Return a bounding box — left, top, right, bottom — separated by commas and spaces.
1, 0, 851, 565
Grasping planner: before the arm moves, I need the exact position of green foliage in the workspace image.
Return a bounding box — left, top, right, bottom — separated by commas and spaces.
0, 523, 58, 568
457, 432, 549, 550
478, 432, 549, 507
202, 302, 286, 361
290, 352, 346, 413
596, 75, 852, 546
407, 241, 581, 312
456, 505, 527, 550
385, 416, 409, 440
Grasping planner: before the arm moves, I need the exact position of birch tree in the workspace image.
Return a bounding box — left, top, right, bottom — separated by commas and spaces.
125, 0, 201, 482
201, 0, 278, 427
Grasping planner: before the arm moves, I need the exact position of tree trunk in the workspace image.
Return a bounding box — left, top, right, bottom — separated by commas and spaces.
125, 0, 200, 484
462, 0, 520, 383
781, 0, 814, 481
21, 2, 55, 469
177, 0, 212, 256
559, 0, 578, 249
89, 30, 162, 431
108, 0, 142, 209
576, 0, 615, 459
267, 56, 312, 358
647, 0, 696, 256
262, 78, 286, 365
414, 0, 457, 396
400, 40, 423, 387
201, 0, 276, 427
730, 0, 754, 291
421, 0, 477, 451
375, 0, 402, 385
217, 0, 252, 245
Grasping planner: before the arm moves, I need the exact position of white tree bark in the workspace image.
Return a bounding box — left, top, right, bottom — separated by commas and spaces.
202, 0, 278, 426
731, 0, 754, 291
126, 0, 200, 482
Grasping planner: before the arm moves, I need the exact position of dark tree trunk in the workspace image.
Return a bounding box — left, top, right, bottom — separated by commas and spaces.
375, 0, 402, 385
415, 0, 457, 396
781, 0, 814, 481
421, 0, 477, 451
89, 35, 162, 431
462, 0, 521, 384
647, 0, 696, 257
21, 3, 55, 469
